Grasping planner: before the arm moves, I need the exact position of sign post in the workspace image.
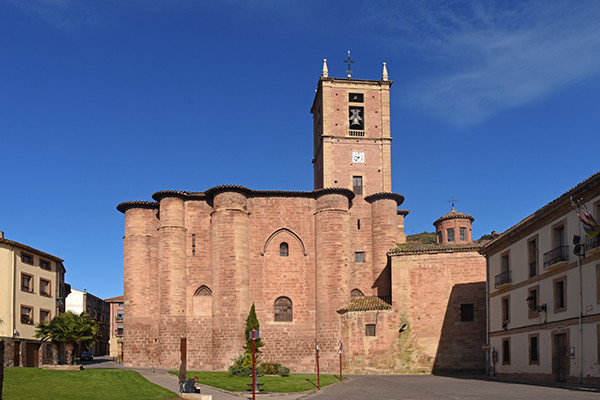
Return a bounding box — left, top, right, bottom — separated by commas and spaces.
250, 329, 260, 400
339, 341, 343, 382
315, 343, 320, 390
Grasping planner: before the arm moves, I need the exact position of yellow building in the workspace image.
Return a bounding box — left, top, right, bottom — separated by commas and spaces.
0, 231, 68, 367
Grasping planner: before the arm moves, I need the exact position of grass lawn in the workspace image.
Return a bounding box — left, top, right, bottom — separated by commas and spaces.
3, 368, 178, 400
172, 370, 343, 392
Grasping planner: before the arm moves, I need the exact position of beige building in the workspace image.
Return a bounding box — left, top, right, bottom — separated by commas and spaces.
0, 231, 69, 367
482, 171, 600, 385
105, 295, 124, 360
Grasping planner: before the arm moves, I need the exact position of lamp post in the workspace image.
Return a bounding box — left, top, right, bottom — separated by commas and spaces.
525, 296, 546, 313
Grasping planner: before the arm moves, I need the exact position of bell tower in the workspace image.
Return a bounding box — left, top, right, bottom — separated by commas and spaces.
310, 59, 393, 196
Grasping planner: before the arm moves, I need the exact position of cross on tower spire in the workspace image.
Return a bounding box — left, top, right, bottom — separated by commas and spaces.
344, 51, 354, 78
448, 197, 458, 210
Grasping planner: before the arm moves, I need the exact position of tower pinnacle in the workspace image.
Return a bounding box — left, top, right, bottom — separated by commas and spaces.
382, 62, 389, 81
322, 59, 329, 78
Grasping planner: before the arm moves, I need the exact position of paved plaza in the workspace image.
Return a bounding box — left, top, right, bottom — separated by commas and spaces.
303, 375, 599, 400
83, 357, 600, 400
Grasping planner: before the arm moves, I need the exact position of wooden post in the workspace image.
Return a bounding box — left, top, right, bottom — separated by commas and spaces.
179, 337, 187, 383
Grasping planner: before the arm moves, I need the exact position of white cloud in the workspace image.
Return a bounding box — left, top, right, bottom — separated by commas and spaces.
375, 1, 600, 128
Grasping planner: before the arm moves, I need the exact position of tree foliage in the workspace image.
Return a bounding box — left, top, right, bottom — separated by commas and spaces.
35, 311, 100, 365
243, 304, 264, 354
406, 231, 437, 244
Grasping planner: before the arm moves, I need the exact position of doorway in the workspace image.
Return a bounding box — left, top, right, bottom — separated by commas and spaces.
553, 333, 569, 382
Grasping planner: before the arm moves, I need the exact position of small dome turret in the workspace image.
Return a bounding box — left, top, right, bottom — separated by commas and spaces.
433, 207, 475, 244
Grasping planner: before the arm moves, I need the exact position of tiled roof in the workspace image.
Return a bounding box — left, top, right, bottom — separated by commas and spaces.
390, 241, 486, 255
433, 208, 475, 225
337, 296, 392, 314
0, 237, 64, 262
482, 170, 600, 253
105, 295, 124, 303
116, 200, 159, 213
118, 186, 367, 213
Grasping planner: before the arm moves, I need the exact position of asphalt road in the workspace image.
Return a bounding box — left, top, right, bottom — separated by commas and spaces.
303, 375, 600, 400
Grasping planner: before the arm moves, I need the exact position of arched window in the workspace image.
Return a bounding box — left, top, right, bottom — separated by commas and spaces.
194, 285, 212, 296
274, 297, 292, 322
280, 242, 289, 257
351, 289, 364, 298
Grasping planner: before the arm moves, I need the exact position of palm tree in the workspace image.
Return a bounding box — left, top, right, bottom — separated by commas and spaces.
34, 317, 61, 365
35, 311, 100, 365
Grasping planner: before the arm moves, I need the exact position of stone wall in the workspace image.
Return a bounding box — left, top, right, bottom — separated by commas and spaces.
392, 250, 486, 373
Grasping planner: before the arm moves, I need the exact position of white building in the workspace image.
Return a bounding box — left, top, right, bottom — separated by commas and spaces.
482, 171, 600, 385
65, 288, 110, 356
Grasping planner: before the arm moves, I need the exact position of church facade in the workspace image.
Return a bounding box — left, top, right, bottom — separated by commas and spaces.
117, 61, 486, 373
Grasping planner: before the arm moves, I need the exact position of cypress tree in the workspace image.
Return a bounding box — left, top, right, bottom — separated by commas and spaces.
243, 304, 264, 354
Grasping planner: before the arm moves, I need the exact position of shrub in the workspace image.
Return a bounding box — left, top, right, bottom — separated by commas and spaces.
258, 362, 281, 375
278, 366, 290, 377
228, 353, 253, 376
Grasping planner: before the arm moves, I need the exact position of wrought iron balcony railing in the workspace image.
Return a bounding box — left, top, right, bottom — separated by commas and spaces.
586, 235, 600, 252
543, 245, 568, 269
494, 270, 511, 288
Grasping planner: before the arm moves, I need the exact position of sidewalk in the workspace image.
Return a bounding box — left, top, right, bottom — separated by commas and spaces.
133, 367, 317, 400
82, 357, 317, 400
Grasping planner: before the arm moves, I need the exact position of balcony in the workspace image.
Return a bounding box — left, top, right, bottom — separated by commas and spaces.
543, 245, 569, 269
586, 235, 600, 255
494, 270, 511, 288
348, 130, 365, 137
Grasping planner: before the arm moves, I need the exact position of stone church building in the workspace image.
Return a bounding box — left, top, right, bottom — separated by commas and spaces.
117, 60, 486, 373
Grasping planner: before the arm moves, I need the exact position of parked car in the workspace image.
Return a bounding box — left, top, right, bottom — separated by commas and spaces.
80, 351, 93, 361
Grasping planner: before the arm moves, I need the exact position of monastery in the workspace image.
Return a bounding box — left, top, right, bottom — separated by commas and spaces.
117, 60, 487, 373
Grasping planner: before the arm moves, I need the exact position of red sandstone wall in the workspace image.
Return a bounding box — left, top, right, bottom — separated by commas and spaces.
315, 192, 351, 372
123, 207, 159, 367
184, 200, 214, 369
210, 191, 250, 370
247, 196, 317, 372
390, 251, 486, 372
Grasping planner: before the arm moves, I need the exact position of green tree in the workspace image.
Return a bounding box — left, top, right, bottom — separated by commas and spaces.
243, 304, 264, 355
35, 311, 100, 365
34, 317, 61, 365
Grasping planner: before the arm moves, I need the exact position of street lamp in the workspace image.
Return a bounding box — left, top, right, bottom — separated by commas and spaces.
526, 295, 547, 312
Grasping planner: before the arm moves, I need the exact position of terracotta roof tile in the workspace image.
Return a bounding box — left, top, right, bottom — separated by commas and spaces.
390, 241, 486, 255
337, 296, 392, 314
433, 208, 475, 225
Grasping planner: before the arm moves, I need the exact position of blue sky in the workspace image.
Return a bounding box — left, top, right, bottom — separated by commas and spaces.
1, 0, 599, 299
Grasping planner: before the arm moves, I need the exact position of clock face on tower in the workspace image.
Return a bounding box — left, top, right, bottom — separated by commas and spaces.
352, 151, 365, 163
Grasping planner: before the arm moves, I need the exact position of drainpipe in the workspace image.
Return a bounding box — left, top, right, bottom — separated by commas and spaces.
485, 256, 490, 377
12, 249, 17, 338
577, 252, 583, 385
